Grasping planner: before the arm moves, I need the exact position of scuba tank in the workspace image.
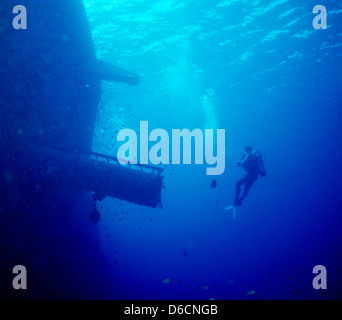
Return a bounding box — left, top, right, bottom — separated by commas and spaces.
252, 149, 267, 177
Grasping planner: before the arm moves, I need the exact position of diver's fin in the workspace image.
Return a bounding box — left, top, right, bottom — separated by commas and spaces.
93, 59, 140, 85
224, 205, 235, 210
224, 205, 237, 220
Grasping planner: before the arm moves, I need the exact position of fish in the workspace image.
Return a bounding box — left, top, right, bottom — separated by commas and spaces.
210, 180, 217, 188
162, 278, 170, 284
246, 290, 256, 296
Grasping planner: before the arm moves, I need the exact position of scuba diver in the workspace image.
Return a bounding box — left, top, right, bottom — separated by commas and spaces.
234, 146, 266, 206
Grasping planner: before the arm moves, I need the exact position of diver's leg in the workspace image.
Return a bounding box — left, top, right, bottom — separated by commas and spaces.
239, 175, 258, 204
235, 176, 248, 206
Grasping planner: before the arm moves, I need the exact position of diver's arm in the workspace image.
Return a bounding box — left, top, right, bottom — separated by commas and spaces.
237, 153, 249, 167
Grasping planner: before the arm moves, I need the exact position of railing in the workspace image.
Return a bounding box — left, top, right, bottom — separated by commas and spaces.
51, 146, 164, 176
88, 150, 164, 176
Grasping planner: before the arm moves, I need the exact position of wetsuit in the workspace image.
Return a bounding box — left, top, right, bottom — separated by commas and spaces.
235, 153, 259, 206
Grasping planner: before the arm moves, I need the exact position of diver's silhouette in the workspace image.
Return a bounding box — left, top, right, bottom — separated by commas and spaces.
234, 146, 266, 206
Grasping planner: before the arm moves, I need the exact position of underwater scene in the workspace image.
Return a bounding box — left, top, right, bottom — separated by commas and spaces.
0, 0, 342, 300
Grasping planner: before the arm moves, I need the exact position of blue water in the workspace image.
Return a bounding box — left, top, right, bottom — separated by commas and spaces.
80, 0, 342, 299
1, 0, 341, 300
